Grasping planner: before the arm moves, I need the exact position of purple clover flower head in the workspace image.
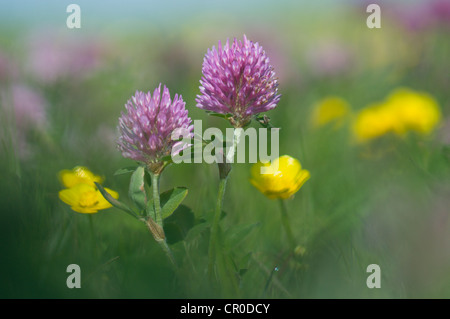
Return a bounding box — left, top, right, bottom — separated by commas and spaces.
196, 35, 281, 128
118, 84, 193, 174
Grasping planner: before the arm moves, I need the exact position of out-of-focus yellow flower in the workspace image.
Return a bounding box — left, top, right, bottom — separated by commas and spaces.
353, 88, 441, 142
59, 166, 103, 188
312, 96, 350, 127
250, 155, 310, 199
353, 102, 398, 142
59, 183, 119, 214
387, 88, 441, 135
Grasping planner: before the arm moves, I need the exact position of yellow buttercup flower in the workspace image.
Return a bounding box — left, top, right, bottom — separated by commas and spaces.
386, 88, 441, 135
353, 88, 441, 142
250, 155, 310, 199
312, 96, 350, 127
58, 166, 118, 214
353, 102, 398, 142
59, 166, 104, 188
59, 183, 119, 214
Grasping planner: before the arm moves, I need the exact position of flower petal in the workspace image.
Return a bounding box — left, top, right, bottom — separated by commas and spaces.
250, 155, 309, 200
59, 166, 103, 187
58, 188, 79, 206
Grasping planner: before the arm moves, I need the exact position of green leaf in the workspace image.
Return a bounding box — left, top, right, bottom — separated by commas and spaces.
95, 182, 138, 219
238, 252, 253, 277
224, 222, 261, 250
163, 205, 195, 245
128, 166, 147, 212
239, 251, 252, 269
184, 221, 209, 242
205, 111, 232, 119
114, 166, 138, 176
160, 187, 188, 219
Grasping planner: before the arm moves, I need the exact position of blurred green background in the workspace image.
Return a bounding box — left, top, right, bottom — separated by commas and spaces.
0, 0, 449, 298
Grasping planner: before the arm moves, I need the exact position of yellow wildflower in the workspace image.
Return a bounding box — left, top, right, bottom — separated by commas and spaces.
387, 88, 441, 135
353, 88, 441, 142
250, 155, 310, 200
353, 102, 398, 142
312, 96, 350, 127
59, 166, 104, 188
59, 183, 119, 214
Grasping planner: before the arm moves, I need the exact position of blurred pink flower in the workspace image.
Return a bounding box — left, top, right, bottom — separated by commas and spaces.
0, 50, 19, 82
26, 31, 107, 84
10, 84, 48, 130
430, 0, 450, 27
391, 0, 450, 33
305, 40, 354, 78
396, 4, 433, 32
1, 84, 48, 159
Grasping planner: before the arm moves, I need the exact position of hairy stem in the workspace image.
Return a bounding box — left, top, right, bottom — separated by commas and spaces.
150, 172, 177, 268
208, 129, 240, 295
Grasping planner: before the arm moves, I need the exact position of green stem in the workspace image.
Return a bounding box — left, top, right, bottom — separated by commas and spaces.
208, 175, 228, 280
207, 129, 240, 295
226, 128, 242, 163
279, 199, 296, 249
159, 240, 176, 267
150, 172, 177, 268
151, 173, 163, 226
